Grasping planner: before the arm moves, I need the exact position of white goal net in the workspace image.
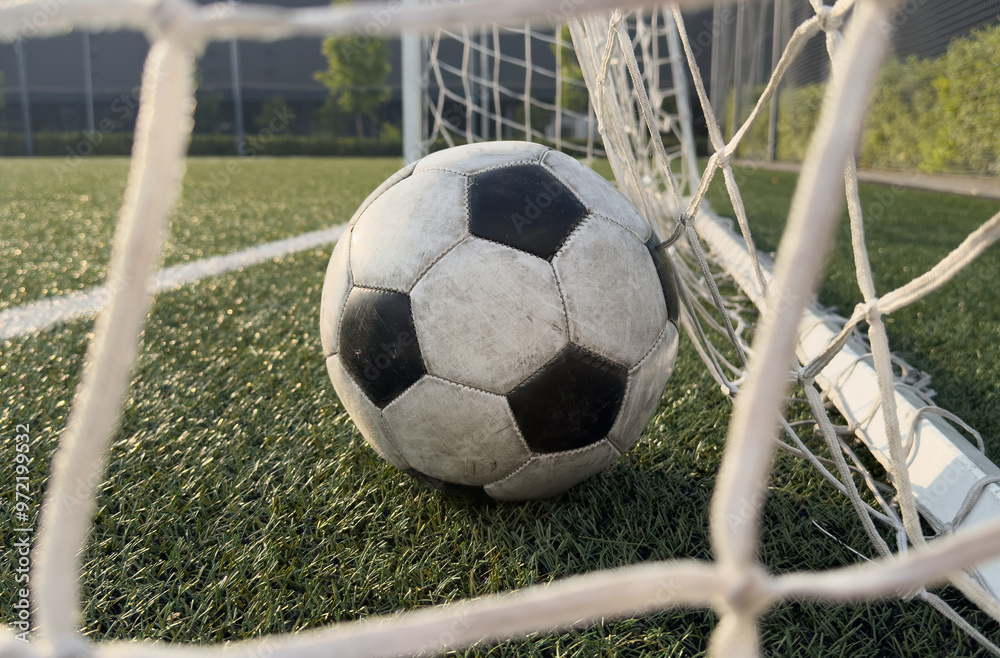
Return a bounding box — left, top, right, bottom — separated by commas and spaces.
421, 0, 1000, 652
3, 0, 1000, 657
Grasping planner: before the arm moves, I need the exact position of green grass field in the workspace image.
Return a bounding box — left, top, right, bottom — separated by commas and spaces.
1, 157, 999, 656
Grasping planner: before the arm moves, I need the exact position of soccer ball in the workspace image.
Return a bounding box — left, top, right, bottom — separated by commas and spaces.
320, 141, 680, 501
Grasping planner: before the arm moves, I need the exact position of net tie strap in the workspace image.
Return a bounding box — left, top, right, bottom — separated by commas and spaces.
815, 6, 844, 32
940, 477, 1000, 536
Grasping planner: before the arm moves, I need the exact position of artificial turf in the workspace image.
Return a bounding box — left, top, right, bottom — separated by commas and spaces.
0, 157, 403, 310
1, 156, 999, 656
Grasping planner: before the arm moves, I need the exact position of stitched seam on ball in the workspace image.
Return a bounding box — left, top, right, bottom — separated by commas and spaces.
413, 166, 476, 177
380, 374, 427, 416
507, 407, 533, 455
324, 228, 355, 359
408, 301, 430, 377
611, 323, 673, 452
351, 162, 416, 226
465, 173, 473, 236
338, 358, 412, 470
539, 153, 653, 242
549, 261, 573, 346
510, 342, 562, 391
464, 231, 563, 266
606, 372, 633, 452
509, 342, 626, 399
551, 214, 591, 261
331, 226, 355, 356
539, 153, 586, 206
573, 340, 629, 372
538, 438, 616, 459
401, 375, 532, 456
412, 167, 473, 179
418, 160, 540, 177
486, 453, 535, 488
546, 189, 591, 257
468, 159, 544, 175
410, 233, 472, 294
630, 319, 672, 375
380, 422, 410, 471
348, 163, 472, 292
486, 439, 618, 491
422, 373, 505, 399
539, 152, 577, 184
588, 210, 650, 243
468, 233, 542, 257
351, 283, 407, 295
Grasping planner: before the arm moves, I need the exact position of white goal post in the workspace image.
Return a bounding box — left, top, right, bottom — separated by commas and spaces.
3, 0, 1000, 657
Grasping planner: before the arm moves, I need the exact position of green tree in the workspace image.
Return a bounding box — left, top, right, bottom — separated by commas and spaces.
314, 0, 392, 138
0, 71, 5, 114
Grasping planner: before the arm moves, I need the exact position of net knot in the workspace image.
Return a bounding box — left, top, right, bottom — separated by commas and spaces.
719, 565, 774, 618
795, 367, 813, 388
715, 147, 730, 168
898, 585, 926, 603
815, 6, 843, 33
152, 0, 200, 44
864, 297, 882, 324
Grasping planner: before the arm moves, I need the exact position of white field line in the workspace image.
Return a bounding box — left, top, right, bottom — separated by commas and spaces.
0, 225, 345, 341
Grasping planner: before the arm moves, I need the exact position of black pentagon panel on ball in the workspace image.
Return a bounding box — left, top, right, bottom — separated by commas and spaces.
646, 236, 682, 325
469, 164, 588, 260
404, 468, 489, 500
507, 345, 628, 454
339, 287, 427, 408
